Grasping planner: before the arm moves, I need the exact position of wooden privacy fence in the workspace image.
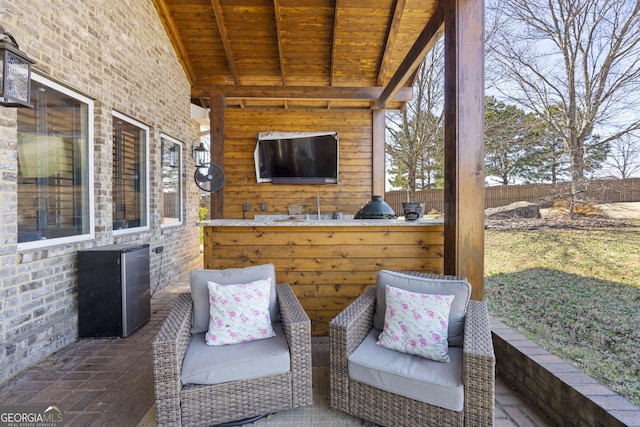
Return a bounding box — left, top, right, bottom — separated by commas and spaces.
384, 178, 640, 214
163, 193, 180, 218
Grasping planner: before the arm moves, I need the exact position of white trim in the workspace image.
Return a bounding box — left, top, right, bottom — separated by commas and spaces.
112, 111, 151, 235
257, 131, 336, 140
17, 74, 95, 251
160, 134, 184, 228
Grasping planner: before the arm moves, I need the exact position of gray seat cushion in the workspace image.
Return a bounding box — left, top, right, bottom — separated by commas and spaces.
190, 264, 278, 334
181, 322, 290, 385
373, 270, 471, 347
348, 328, 464, 412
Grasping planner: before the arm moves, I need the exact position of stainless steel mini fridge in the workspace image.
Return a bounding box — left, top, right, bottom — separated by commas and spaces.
77, 243, 151, 337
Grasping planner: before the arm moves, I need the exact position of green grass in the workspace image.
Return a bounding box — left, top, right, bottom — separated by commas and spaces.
485, 224, 640, 407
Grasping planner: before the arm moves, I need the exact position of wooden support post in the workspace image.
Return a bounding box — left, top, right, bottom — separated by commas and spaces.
209, 93, 225, 218
443, 0, 485, 300
372, 109, 386, 198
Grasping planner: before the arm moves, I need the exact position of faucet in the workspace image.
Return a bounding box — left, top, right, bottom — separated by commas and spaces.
317, 195, 321, 220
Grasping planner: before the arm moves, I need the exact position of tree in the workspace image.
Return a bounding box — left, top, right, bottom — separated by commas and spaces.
603, 133, 640, 178
527, 105, 610, 184
386, 40, 444, 200
484, 97, 539, 185
487, 0, 640, 216
525, 116, 570, 183
583, 133, 611, 177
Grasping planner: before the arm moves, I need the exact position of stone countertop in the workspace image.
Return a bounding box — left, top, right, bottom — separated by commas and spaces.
198, 217, 444, 227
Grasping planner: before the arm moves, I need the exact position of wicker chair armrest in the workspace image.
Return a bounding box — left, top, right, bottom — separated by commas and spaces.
329, 286, 376, 411
329, 286, 376, 354
276, 282, 313, 408
153, 293, 193, 427
462, 300, 495, 426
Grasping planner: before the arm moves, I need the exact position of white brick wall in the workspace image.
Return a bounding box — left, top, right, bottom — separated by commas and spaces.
0, 0, 203, 383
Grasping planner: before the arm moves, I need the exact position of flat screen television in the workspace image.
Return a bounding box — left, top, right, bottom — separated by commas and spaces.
254, 131, 338, 184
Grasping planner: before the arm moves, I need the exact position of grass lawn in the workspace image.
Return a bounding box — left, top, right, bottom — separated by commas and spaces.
485, 220, 640, 407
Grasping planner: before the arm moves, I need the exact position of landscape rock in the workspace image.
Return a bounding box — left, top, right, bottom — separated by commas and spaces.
485, 201, 541, 219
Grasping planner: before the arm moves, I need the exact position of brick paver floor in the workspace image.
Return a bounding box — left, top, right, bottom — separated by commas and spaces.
0, 278, 552, 426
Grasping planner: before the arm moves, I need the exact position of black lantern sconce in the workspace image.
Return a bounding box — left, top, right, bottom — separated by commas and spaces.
0, 26, 35, 108
192, 142, 209, 167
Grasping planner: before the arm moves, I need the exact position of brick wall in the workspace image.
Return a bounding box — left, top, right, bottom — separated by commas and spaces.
492, 318, 640, 426
0, 0, 203, 383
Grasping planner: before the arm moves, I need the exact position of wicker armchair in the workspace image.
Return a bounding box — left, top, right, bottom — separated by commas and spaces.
153, 265, 312, 426
330, 270, 495, 427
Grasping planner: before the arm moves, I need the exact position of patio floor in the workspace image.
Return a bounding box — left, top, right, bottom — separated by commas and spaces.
0, 277, 552, 427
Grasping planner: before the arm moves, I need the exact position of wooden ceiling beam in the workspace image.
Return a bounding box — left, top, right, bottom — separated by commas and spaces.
328, 0, 341, 108
211, 0, 240, 85
273, 0, 287, 85
377, 0, 407, 86
330, 0, 340, 86
192, 85, 413, 102
150, 0, 197, 86
372, 0, 444, 110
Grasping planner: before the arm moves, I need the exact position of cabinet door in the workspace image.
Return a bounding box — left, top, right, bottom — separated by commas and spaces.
121, 247, 150, 336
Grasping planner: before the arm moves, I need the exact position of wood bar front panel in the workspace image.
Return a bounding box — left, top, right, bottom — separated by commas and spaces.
203, 224, 444, 335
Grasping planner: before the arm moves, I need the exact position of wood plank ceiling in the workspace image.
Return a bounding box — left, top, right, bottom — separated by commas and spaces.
151, 0, 442, 110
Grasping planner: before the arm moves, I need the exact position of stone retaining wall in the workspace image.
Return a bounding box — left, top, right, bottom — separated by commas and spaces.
491, 318, 640, 426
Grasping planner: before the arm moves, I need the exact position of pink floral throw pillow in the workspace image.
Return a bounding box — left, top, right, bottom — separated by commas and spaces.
206, 278, 275, 346
376, 284, 454, 362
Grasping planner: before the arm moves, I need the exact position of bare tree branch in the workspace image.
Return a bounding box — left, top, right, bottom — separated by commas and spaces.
386, 40, 445, 200
487, 0, 640, 215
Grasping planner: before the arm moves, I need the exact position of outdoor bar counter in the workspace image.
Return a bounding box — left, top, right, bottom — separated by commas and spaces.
200, 217, 445, 334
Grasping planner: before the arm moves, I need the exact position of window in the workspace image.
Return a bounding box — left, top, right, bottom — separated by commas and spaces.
161, 135, 183, 226
112, 112, 149, 232
17, 74, 94, 248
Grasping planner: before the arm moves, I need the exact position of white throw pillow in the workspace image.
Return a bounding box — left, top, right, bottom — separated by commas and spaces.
206, 278, 276, 346
376, 284, 454, 362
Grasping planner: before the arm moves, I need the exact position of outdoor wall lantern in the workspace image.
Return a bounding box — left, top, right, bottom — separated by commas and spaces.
192, 142, 209, 167
0, 26, 35, 108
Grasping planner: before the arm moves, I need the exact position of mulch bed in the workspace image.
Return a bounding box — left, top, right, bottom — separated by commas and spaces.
485, 215, 639, 231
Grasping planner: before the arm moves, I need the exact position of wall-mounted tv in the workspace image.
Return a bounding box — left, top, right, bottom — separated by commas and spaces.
254, 131, 338, 184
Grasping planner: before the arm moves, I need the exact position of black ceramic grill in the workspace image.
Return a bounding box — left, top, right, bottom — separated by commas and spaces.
354, 196, 397, 219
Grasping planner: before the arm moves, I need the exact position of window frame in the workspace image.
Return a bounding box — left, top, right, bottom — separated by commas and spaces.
160, 134, 184, 228
112, 111, 150, 235
17, 73, 95, 251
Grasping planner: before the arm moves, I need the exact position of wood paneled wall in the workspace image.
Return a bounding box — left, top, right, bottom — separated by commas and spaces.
221, 109, 377, 219
204, 223, 445, 335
